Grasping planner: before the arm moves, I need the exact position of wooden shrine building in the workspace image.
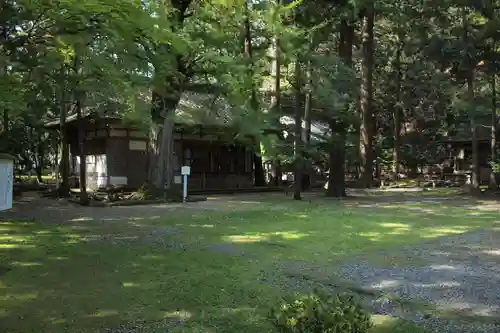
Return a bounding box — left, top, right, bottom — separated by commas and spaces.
440, 114, 500, 184
44, 93, 255, 191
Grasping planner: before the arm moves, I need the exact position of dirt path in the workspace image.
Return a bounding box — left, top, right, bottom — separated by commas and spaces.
4, 190, 500, 225
0, 192, 287, 225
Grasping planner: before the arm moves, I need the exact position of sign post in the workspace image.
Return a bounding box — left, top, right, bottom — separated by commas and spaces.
0, 154, 14, 211
181, 165, 191, 203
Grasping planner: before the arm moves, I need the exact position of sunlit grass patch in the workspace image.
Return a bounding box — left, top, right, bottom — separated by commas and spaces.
223, 230, 308, 243
178, 202, 500, 264
370, 315, 429, 333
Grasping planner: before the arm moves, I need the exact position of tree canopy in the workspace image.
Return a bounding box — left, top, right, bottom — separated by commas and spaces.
2, 0, 500, 200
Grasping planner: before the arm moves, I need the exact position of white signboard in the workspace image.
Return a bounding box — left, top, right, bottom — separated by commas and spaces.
180, 166, 190, 203
129, 140, 147, 151
109, 176, 128, 186
0, 158, 13, 211
181, 166, 191, 176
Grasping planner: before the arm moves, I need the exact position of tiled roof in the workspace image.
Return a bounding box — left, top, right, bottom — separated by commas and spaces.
43, 90, 234, 128
43, 89, 332, 140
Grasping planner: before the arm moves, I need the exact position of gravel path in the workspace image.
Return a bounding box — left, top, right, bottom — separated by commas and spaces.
276, 229, 500, 333
0, 192, 290, 224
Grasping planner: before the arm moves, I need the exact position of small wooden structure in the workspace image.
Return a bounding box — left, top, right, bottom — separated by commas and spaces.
441, 115, 500, 184
44, 93, 255, 191
44, 114, 255, 191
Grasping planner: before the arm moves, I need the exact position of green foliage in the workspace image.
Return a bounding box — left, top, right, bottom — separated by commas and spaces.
489, 159, 500, 174
2, 0, 500, 182
270, 289, 372, 333
375, 136, 393, 171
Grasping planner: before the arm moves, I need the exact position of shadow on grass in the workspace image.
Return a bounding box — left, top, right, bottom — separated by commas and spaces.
0, 220, 279, 333
178, 203, 500, 264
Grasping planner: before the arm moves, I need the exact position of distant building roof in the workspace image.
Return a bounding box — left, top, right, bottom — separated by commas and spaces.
44, 88, 336, 140
44, 91, 234, 129
43, 112, 118, 128
279, 116, 330, 142
441, 115, 500, 143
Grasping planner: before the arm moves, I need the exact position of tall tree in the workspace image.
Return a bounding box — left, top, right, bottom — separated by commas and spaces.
147, 0, 194, 196
462, 7, 480, 188
269, 0, 283, 186
359, 2, 375, 188
391, 0, 404, 181
242, 0, 266, 186
58, 67, 70, 195
293, 58, 303, 200
326, 11, 354, 197
302, 33, 313, 190
490, 66, 497, 188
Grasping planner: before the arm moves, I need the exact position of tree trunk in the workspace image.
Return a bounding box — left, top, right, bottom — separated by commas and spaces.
147, 123, 160, 187
393, 109, 401, 181
157, 116, 175, 193
302, 34, 313, 191
303, 59, 312, 145
293, 59, 303, 200
243, 0, 266, 187
490, 72, 497, 189
462, 10, 479, 189
2, 108, 7, 135
148, 91, 180, 197
326, 17, 352, 197
467, 70, 480, 188
270, 0, 282, 186
58, 69, 69, 196
393, 40, 402, 181
35, 167, 42, 183
253, 154, 266, 186
54, 135, 59, 185
359, 4, 375, 188
35, 134, 44, 183
273, 162, 282, 186
0, 24, 8, 136
76, 98, 89, 205
327, 129, 346, 197
146, 0, 192, 198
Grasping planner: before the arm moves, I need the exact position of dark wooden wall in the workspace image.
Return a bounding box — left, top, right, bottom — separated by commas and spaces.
106, 138, 148, 188
177, 140, 254, 189
63, 117, 255, 190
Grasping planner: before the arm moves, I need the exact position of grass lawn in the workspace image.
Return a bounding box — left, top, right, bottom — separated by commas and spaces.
1, 193, 498, 332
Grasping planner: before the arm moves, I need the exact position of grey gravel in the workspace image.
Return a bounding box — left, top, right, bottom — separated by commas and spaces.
271, 228, 500, 333
335, 231, 500, 314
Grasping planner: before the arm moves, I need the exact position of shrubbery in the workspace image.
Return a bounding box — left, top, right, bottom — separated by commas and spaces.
270, 289, 372, 333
